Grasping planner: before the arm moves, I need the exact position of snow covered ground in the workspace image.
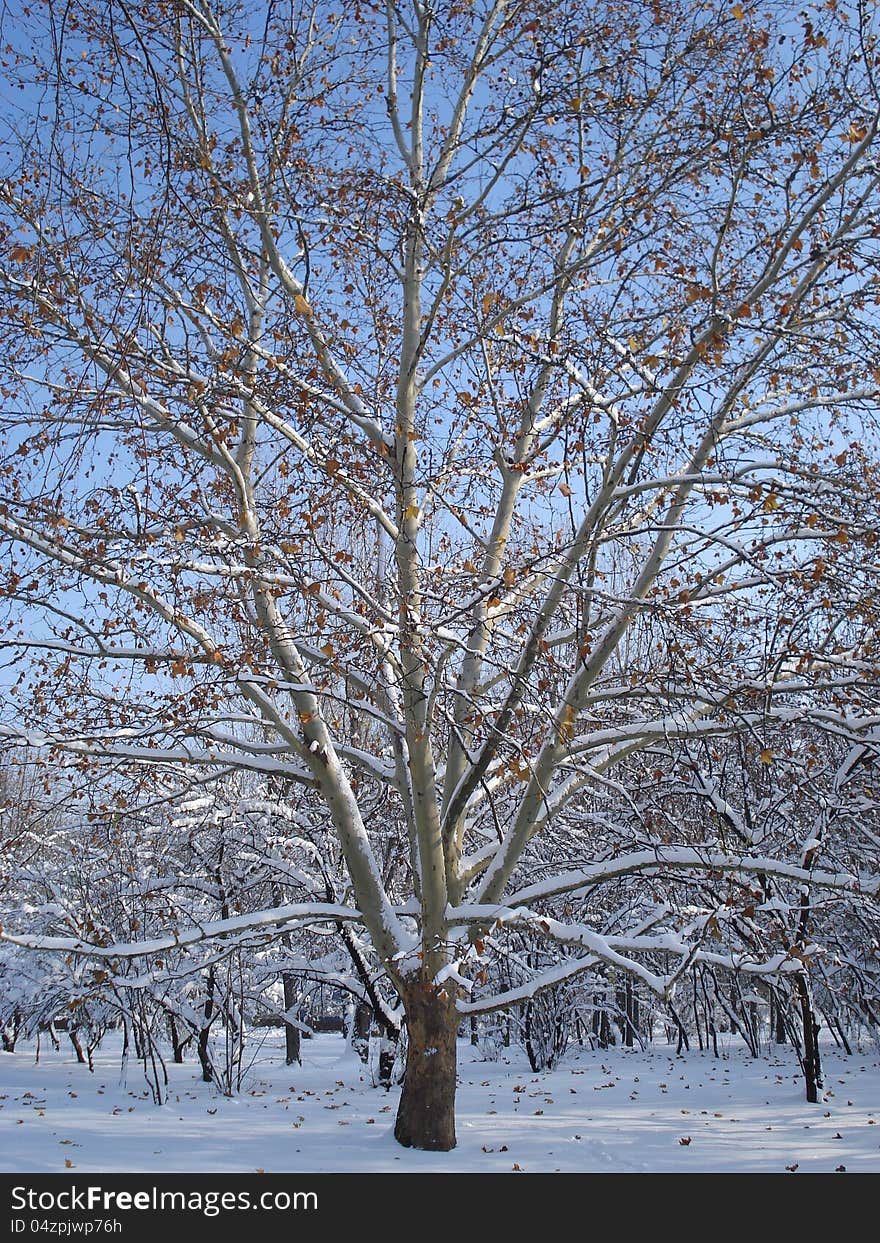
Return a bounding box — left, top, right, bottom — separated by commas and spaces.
1, 1032, 878, 1174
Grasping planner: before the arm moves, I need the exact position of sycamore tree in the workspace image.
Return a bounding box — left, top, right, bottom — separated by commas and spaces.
2, 0, 880, 1149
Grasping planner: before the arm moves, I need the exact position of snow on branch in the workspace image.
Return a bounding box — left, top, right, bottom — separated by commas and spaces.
486, 847, 879, 908
0, 901, 363, 960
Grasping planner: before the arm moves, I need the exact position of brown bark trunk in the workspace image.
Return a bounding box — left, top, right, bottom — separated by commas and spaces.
282, 972, 301, 1066
198, 970, 216, 1083
351, 1001, 371, 1063
168, 1014, 188, 1064
795, 971, 823, 1104
393, 975, 458, 1151
68, 1028, 86, 1064
377, 1036, 397, 1089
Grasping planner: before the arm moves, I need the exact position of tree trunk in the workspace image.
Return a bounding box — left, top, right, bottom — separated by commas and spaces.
168, 1014, 188, 1064
618, 977, 638, 1047
68, 1027, 86, 1064
795, 972, 823, 1104
351, 1001, 371, 1063
2, 1012, 19, 1052
592, 1000, 613, 1048
282, 972, 301, 1066
197, 970, 216, 1083
377, 1035, 397, 1089
393, 976, 458, 1151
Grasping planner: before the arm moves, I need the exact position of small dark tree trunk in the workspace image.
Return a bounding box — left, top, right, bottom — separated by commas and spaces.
351, 1001, 371, 1063
692, 974, 705, 1051
393, 975, 458, 1151
619, 977, 637, 1047
2, 1013, 19, 1052
282, 972, 301, 1066
795, 972, 823, 1104
668, 1003, 689, 1053
168, 1015, 187, 1064
377, 1042, 396, 1088
700, 970, 719, 1058
746, 1000, 760, 1054
68, 1028, 86, 1064
197, 1027, 212, 1082
198, 971, 216, 1083
523, 998, 539, 1071
592, 1002, 613, 1048
823, 1007, 852, 1056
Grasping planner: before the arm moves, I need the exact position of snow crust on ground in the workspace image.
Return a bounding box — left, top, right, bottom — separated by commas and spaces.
1, 1032, 878, 1173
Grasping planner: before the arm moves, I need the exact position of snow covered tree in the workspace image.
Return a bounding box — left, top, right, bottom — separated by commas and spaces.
2, 0, 880, 1148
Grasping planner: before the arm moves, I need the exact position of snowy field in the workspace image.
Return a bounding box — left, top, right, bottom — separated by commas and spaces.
1, 1032, 878, 1174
